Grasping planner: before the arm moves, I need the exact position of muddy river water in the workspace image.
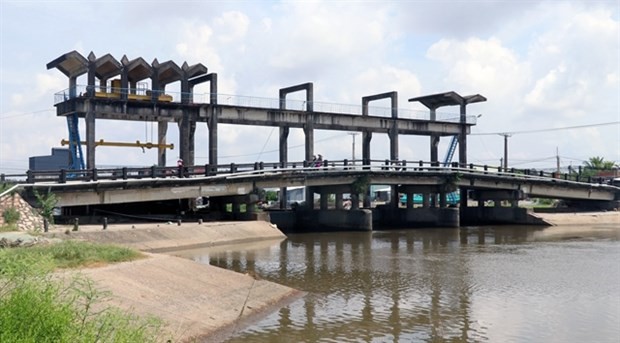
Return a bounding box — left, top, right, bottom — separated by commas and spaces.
173, 224, 619, 342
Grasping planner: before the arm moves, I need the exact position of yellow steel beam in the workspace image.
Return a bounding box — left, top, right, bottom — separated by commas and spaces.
61, 139, 174, 150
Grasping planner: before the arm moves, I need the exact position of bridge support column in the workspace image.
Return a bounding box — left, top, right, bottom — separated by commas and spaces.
158, 121, 168, 167
279, 127, 289, 209
305, 186, 314, 210
335, 193, 343, 210
320, 191, 328, 210
439, 192, 447, 208
85, 105, 96, 169
406, 191, 413, 209
423, 193, 430, 208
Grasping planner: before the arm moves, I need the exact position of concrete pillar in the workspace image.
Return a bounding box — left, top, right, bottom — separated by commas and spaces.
320, 192, 328, 210
439, 192, 447, 208
178, 110, 191, 165
207, 109, 218, 166
335, 193, 343, 210
208, 75, 218, 167
422, 193, 430, 208
69, 77, 77, 98
351, 193, 360, 210
158, 121, 168, 167
459, 102, 468, 215
362, 131, 372, 208
189, 120, 196, 166
306, 187, 314, 210
279, 127, 289, 209
406, 192, 413, 209
304, 125, 314, 162
430, 108, 439, 166
85, 107, 96, 169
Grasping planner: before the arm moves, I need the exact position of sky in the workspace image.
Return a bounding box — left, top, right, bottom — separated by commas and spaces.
0, 0, 619, 175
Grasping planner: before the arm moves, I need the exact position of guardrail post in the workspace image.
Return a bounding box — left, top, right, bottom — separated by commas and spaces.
483, 165, 488, 174
254, 162, 259, 170
230, 163, 237, 173
344, 159, 348, 170
452, 162, 458, 168
564, 173, 568, 180
103, 217, 108, 230
0, 174, 4, 182
419, 160, 424, 168
498, 166, 502, 173
587, 176, 592, 183
122, 167, 128, 180
91, 168, 98, 181
539, 170, 544, 177
510, 168, 515, 173
292, 163, 296, 169
151, 166, 157, 178
383, 159, 389, 170
469, 163, 474, 170
27, 170, 33, 183
401, 160, 406, 171
259, 162, 264, 170
59, 169, 67, 184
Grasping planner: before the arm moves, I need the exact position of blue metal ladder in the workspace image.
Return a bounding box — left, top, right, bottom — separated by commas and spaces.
66, 114, 85, 170
442, 135, 459, 204
443, 135, 458, 167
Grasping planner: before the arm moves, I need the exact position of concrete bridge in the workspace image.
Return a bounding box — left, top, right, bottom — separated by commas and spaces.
10, 160, 619, 231
18, 50, 615, 231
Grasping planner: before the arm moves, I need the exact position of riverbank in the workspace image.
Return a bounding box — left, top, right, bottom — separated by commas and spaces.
46, 220, 286, 252
42, 220, 302, 342
534, 210, 619, 226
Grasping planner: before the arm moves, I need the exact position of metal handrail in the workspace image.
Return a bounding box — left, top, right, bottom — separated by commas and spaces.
7, 160, 617, 188
53, 86, 478, 124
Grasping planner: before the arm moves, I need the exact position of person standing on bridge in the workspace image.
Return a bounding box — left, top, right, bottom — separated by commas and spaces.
177, 158, 184, 178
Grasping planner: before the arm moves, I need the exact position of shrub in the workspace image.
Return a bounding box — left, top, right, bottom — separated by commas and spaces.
2, 207, 20, 225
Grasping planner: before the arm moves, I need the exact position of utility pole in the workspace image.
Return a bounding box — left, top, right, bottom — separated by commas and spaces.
348, 133, 359, 165
500, 133, 510, 170
556, 147, 560, 175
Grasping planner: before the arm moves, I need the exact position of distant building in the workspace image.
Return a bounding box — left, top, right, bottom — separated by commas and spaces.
29, 148, 70, 171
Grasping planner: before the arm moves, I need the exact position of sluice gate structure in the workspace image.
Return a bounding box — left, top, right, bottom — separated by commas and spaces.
36, 50, 620, 231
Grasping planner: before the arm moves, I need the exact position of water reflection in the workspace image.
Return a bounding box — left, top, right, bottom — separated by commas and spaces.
171, 226, 620, 342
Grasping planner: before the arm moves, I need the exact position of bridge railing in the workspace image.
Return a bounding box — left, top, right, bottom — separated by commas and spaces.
53, 86, 478, 124
3, 159, 614, 186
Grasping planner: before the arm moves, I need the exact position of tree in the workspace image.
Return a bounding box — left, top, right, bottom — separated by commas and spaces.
581, 156, 618, 178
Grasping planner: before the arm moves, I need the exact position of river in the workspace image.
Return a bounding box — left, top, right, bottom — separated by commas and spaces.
173, 224, 620, 342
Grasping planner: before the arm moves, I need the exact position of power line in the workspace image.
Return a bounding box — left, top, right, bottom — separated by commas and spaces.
471, 121, 619, 136
0, 109, 54, 120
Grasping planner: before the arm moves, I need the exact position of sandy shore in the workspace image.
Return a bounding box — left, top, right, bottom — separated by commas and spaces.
47, 221, 301, 342
534, 211, 619, 226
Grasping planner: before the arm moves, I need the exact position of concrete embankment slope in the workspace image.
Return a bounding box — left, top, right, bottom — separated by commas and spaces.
54, 221, 286, 252
76, 253, 303, 342
48, 221, 299, 342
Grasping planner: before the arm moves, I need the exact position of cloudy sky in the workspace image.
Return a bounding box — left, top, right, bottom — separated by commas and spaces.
1, 0, 618, 175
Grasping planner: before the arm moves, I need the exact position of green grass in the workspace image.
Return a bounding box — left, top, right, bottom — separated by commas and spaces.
0, 240, 144, 270
0, 223, 18, 232
0, 241, 162, 342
